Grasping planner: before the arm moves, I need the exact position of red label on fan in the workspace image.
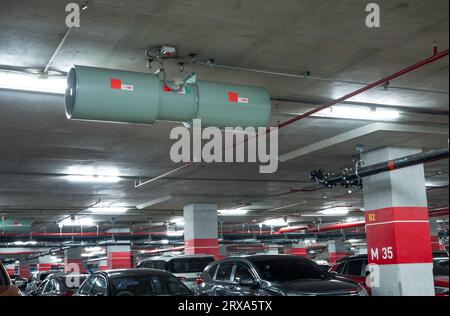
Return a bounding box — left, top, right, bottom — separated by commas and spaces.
110, 79, 134, 91
228, 92, 249, 104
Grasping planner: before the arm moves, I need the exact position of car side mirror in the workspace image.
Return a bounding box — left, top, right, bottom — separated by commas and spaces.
239, 277, 258, 288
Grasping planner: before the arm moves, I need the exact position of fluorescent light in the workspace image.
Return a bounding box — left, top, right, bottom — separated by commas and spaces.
50, 256, 63, 263
61, 217, 95, 226
0, 70, 66, 94
170, 218, 185, 226
66, 175, 121, 183
12, 241, 38, 246
136, 195, 173, 210
166, 230, 184, 237
319, 207, 350, 216
218, 209, 249, 216
85, 247, 103, 252
89, 207, 128, 214
65, 166, 122, 183
314, 106, 400, 121
262, 218, 287, 226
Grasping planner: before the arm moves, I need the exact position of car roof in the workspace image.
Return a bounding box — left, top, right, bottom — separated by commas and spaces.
140, 254, 215, 263
213, 254, 313, 263
335, 254, 367, 263
95, 268, 174, 278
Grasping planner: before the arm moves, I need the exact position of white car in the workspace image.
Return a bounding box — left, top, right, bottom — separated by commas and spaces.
136, 255, 215, 289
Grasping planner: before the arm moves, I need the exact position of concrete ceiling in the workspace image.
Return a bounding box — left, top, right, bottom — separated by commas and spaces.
0, 0, 448, 234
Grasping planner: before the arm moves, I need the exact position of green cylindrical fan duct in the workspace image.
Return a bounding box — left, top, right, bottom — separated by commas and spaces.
65, 65, 271, 128
0, 218, 32, 234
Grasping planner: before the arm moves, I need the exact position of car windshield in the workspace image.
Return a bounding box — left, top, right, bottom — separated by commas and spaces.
39, 273, 50, 281
57, 275, 87, 290
110, 274, 190, 296
168, 258, 214, 274
250, 257, 331, 282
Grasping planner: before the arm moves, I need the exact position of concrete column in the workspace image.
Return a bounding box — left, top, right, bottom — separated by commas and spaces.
64, 247, 87, 273
328, 240, 350, 264
19, 261, 31, 279
5, 263, 16, 276
363, 147, 434, 296
98, 259, 108, 271
184, 203, 219, 258
38, 255, 53, 272
430, 219, 443, 251
106, 245, 131, 269
284, 241, 308, 256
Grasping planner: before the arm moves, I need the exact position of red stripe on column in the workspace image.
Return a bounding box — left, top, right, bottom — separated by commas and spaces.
37, 264, 53, 272
365, 207, 432, 265
19, 266, 30, 279
284, 248, 307, 257
107, 252, 131, 269
185, 239, 219, 258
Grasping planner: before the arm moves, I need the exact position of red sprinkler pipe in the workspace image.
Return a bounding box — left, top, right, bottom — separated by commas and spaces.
310, 221, 366, 233
277, 221, 366, 234
277, 49, 449, 129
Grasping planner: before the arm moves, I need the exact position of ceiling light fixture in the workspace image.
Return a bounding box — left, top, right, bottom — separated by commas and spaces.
314, 106, 400, 121
65, 166, 122, 183
0, 70, 66, 94
66, 175, 121, 183
61, 217, 95, 227
318, 207, 350, 216
89, 207, 128, 214
262, 218, 287, 226
218, 209, 249, 216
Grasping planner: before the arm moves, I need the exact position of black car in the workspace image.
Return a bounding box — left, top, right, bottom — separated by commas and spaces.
35, 273, 88, 296
74, 269, 192, 296
196, 255, 367, 296
25, 271, 51, 295
434, 258, 449, 272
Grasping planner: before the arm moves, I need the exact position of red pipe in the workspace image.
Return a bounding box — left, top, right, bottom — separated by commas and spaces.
429, 207, 449, 218
277, 221, 366, 234
277, 50, 449, 129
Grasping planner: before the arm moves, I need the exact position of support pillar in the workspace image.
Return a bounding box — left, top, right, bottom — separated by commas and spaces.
5, 263, 16, 276
284, 241, 308, 256
98, 260, 108, 271
64, 247, 87, 273
19, 261, 31, 279
106, 245, 131, 269
328, 240, 350, 264
363, 147, 434, 296
430, 219, 444, 251
184, 203, 219, 258
37, 255, 53, 272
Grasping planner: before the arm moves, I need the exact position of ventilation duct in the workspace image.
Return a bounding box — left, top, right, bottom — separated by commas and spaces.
65, 66, 271, 128
0, 218, 32, 234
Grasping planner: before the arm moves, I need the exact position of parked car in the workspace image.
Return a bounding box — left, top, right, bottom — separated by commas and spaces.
11, 276, 28, 291
434, 258, 449, 273
196, 255, 367, 296
34, 273, 88, 296
136, 254, 214, 289
74, 269, 192, 296
432, 250, 449, 259
25, 271, 51, 295
330, 255, 449, 296
0, 262, 22, 296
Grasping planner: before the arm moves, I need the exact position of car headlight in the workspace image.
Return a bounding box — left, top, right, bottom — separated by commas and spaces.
434, 287, 449, 295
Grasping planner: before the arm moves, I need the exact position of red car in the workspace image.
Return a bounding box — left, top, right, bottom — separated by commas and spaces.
330, 255, 449, 296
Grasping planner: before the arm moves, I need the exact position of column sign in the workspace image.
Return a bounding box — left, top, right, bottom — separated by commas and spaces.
365, 207, 433, 265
